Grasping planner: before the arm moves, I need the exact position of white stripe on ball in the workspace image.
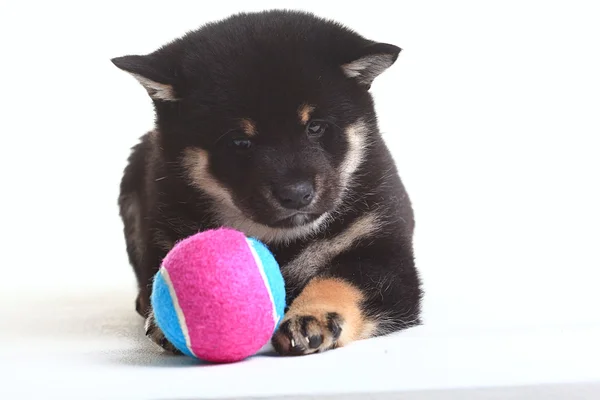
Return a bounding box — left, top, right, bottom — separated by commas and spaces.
246, 239, 279, 331
160, 267, 197, 357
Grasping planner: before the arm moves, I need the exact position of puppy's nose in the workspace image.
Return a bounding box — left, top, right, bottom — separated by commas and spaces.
274, 181, 315, 209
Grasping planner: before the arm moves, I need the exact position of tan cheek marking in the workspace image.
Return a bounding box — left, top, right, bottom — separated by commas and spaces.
181, 148, 237, 208
298, 103, 315, 124
338, 119, 368, 197
240, 118, 257, 137
182, 147, 331, 244
287, 278, 370, 345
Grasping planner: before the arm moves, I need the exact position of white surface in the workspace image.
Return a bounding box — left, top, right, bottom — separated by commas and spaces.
1, 0, 600, 399
2, 285, 600, 399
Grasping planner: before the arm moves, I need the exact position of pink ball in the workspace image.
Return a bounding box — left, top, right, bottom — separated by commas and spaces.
151, 228, 286, 363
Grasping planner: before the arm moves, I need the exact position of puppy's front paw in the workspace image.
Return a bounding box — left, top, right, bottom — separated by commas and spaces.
144, 311, 182, 355
271, 278, 373, 356
272, 311, 343, 355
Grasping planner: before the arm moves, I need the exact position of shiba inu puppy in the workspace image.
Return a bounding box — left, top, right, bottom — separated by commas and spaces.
113, 9, 422, 356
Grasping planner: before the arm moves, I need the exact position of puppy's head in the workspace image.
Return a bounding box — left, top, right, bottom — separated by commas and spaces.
112, 10, 400, 240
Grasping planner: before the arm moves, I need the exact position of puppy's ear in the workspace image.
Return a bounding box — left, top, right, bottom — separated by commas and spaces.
341, 43, 401, 88
111, 54, 178, 101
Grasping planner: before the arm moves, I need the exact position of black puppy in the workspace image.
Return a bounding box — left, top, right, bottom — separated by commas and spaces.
112, 9, 422, 356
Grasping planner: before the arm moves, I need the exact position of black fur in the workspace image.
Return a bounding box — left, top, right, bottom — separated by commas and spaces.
114, 10, 422, 354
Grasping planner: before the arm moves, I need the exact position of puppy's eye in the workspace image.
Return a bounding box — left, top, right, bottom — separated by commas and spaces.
230, 138, 253, 150
306, 120, 329, 137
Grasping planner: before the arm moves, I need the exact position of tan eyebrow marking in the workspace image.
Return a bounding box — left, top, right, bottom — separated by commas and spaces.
240, 118, 257, 136
298, 103, 315, 125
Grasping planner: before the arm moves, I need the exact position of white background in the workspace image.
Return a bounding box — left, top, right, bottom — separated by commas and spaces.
1, 1, 599, 399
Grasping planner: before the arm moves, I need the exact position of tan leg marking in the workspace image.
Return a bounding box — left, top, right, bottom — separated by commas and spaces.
272, 278, 375, 355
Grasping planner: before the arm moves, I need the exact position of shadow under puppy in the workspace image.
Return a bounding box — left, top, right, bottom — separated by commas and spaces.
112, 9, 422, 356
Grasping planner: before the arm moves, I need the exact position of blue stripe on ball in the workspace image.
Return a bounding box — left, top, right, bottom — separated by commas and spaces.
151, 269, 195, 357
247, 237, 287, 331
